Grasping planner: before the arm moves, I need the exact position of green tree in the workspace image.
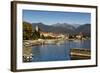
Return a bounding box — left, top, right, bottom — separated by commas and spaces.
40, 34, 45, 39
23, 22, 33, 40
32, 29, 41, 39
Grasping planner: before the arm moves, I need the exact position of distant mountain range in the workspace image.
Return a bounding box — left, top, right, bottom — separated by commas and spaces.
52, 23, 80, 29
24, 22, 91, 36
75, 23, 91, 36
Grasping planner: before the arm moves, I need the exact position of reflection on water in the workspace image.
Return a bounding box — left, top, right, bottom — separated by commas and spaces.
23, 39, 90, 62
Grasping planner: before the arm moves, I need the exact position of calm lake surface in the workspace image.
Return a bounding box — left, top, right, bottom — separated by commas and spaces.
30, 39, 90, 62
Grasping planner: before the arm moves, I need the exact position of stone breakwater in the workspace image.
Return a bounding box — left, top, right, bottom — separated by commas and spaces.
70, 48, 91, 60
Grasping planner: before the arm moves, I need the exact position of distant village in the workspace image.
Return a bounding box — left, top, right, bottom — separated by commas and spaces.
32, 25, 89, 40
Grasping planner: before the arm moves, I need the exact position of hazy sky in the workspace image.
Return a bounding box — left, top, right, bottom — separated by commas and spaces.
23, 10, 91, 25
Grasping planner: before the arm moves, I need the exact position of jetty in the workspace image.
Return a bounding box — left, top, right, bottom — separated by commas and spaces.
70, 48, 91, 60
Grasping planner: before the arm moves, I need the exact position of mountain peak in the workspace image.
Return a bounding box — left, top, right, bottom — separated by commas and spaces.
24, 21, 90, 36
52, 23, 76, 30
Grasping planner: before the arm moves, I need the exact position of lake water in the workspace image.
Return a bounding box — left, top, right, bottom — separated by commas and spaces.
30, 39, 90, 62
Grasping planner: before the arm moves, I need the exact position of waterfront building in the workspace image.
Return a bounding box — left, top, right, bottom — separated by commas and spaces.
76, 32, 83, 39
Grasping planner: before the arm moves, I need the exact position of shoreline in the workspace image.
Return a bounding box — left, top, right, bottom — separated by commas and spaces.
23, 38, 90, 46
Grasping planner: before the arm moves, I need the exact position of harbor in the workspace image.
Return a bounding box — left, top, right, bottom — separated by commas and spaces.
23, 39, 91, 62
